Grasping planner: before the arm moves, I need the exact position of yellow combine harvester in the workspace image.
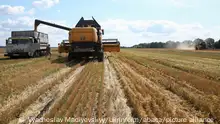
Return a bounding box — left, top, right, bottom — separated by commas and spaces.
34, 17, 120, 62
58, 40, 70, 53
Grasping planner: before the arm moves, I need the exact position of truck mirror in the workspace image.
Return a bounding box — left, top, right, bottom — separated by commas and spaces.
102, 29, 104, 35
6, 39, 8, 44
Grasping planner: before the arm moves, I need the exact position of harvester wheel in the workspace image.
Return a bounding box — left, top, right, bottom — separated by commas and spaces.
68, 53, 73, 61
98, 52, 104, 62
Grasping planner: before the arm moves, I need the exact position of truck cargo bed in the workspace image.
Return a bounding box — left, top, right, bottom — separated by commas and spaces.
11, 30, 48, 43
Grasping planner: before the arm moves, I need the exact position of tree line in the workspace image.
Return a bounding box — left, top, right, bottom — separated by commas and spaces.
132, 38, 220, 49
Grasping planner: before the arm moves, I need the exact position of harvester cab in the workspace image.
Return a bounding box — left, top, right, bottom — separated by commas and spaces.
76, 17, 104, 33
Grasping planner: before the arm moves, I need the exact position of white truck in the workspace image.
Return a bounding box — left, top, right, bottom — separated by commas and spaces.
4, 30, 49, 58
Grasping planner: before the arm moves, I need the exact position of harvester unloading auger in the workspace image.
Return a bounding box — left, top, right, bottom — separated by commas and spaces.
34, 17, 120, 62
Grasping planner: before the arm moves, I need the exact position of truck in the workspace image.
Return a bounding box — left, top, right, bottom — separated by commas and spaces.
4, 30, 49, 58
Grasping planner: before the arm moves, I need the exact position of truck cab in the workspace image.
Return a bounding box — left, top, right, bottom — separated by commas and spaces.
5, 37, 35, 57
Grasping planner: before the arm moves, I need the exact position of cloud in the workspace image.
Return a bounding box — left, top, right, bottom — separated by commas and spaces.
0, 5, 25, 15
146, 24, 176, 34
169, 0, 187, 7
100, 19, 220, 46
0, 16, 34, 29
0, 5, 35, 15
1, 17, 220, 47
167, 0, 199, 8
27, 8, 35, 15
33, 0, 60, 8
0, 16, 68, 46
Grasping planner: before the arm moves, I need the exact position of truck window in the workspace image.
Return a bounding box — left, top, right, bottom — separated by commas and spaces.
7, 39, 12, 44
12, 39, 32, 44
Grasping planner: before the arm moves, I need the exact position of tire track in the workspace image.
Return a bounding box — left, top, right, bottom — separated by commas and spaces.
62, 64, 93, 119
118, 54, 220, 123
41, 59, 104, 124
0, 58, 65, 104
0, 60, 81, 124
104, 53, 134, 123
9, 64, 85, 124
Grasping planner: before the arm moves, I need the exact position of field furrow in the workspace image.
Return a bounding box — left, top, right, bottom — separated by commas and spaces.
109, 52, 219, 123
11, 65, 84, 124
0, 59, 82, 123
123, 49, 220, 81
1, 48, 220, 124
103, 54, 133, 123
42, 60, 106, 124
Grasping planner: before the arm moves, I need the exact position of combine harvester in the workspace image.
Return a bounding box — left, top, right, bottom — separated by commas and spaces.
34, 17, 120, 62
58, 40, 70, 54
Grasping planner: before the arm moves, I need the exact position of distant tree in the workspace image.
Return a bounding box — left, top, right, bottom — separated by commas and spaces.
132, 42, 166, 48
214, 40, 220, 49
158, 42, 164, 48
194, 38, 206, 50
205, 38, 215, 49
176, 41, 180, 45
120, 46, 129, 48
194, 38, 203, 44
165, 41, 177, 48
183, 40, 193, 45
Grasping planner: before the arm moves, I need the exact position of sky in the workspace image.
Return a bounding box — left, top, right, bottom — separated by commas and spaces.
0, 0, 220, 47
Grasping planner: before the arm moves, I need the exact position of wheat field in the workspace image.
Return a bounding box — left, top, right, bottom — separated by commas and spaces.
0, 48, 219, 124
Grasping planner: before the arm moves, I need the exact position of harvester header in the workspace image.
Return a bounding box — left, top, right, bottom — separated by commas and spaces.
102, 39, 120, 52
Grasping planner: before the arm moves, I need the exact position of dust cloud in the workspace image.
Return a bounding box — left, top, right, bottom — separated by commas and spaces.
176, 43, 195, 50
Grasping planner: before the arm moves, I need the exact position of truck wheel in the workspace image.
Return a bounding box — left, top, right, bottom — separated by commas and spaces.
37, 51, 40, 57
39, 51, 42, 56
33, 51, 39, 58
